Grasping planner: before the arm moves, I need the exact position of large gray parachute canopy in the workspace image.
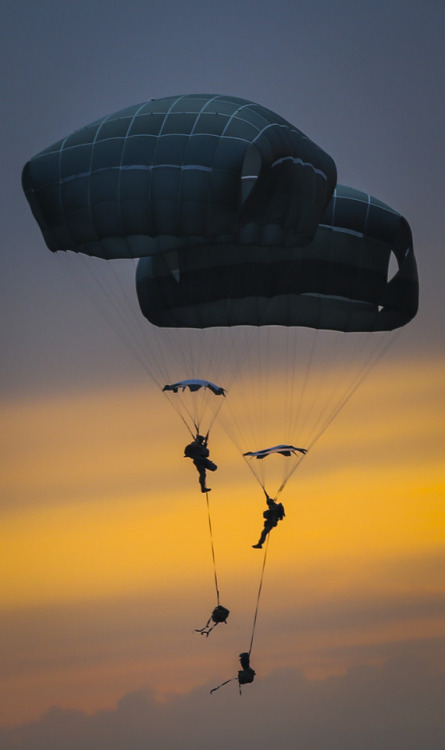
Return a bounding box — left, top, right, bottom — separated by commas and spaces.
136, 184, 418, 332
21, 93, 337, 259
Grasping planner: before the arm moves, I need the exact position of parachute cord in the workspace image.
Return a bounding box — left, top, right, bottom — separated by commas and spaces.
163, 403, 195, 438
242, 455, 267, 494
206, 397, 226, 436
163, 393, 201, 436
180, 413, 196, 438
275, 453, 308, 498
62, 254, 164, 388
304, 331, 399, 452
276, 481, 286, 498
248, 534, 270, 656
205, 491, 220, 606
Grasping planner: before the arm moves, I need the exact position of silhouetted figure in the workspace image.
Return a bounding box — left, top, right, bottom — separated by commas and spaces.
237, 652, 256, 688
195, 604, 230, 636
184, 434, 217, 492
210, 651, 256, 694
252, 494, 285, 548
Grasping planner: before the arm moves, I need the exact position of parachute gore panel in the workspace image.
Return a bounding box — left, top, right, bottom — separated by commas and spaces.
22, 94, 337, 259
136, 185, 418, 332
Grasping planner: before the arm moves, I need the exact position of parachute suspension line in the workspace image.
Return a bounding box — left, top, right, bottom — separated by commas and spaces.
284, 325, 297, 440
221, 327, 251, 392
244, 328, 265, 450
178, 408, 196, 439
161, 391, 201, 438
241, 453, 267, 493
205, 491, 221, 606
86, 256, 174, 389
260, 326, 274, 450
104, 258, 197, 390
275, 452, 308, 497
302, 216, 348, 433
302, 331, 364, 450
242, 329, 276, 461
198, 391, 227, 438
248, 534, 270, 657
140, 320, 209, 390
298, 256, 377, 448
106, 258, 155, 350
310, 330, 395, 448
221, 330, 255, 455
282, 324, 307, 487
235, 326, 273, 470
252, 326, 266, 448
298, 329, 354, 448
294, 326, 321, 441
61, 253, 164, 388
62, 253, 230, 398
63, 252, 223, 396
292, 328, 347, 452
211, 333, 248, 457
305, 329, 399, 451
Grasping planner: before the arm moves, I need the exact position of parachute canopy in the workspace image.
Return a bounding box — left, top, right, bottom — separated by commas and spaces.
243, 445, 308, 459
21, 93, 419, 495
21, 93, 336, 260
22, 93, 417, 333
162, 378, 226, 396
136, 184, 418, 332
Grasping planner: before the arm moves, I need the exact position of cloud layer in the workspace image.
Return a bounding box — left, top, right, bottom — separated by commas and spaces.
1, 641, 445, 750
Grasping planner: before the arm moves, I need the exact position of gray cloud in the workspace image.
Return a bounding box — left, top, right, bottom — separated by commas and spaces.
1, 642, 444, 750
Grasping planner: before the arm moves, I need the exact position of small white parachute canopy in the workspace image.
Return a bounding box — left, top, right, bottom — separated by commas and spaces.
162, 378, 226, 396
243, 444, 308, 459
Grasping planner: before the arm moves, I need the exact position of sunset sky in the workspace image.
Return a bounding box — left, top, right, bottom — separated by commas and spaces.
1, 1, 445, 748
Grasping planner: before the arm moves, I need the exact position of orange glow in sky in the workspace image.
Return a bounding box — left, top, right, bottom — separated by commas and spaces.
1, 357, 444, 726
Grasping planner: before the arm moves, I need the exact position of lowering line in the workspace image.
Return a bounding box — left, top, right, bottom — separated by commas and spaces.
210, 538, 269, 694
185, 427, 222, 610
202, 429, 220, 603
248, 533, 270, 656
195, 493, 230, 636
206, 490, 220, 605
